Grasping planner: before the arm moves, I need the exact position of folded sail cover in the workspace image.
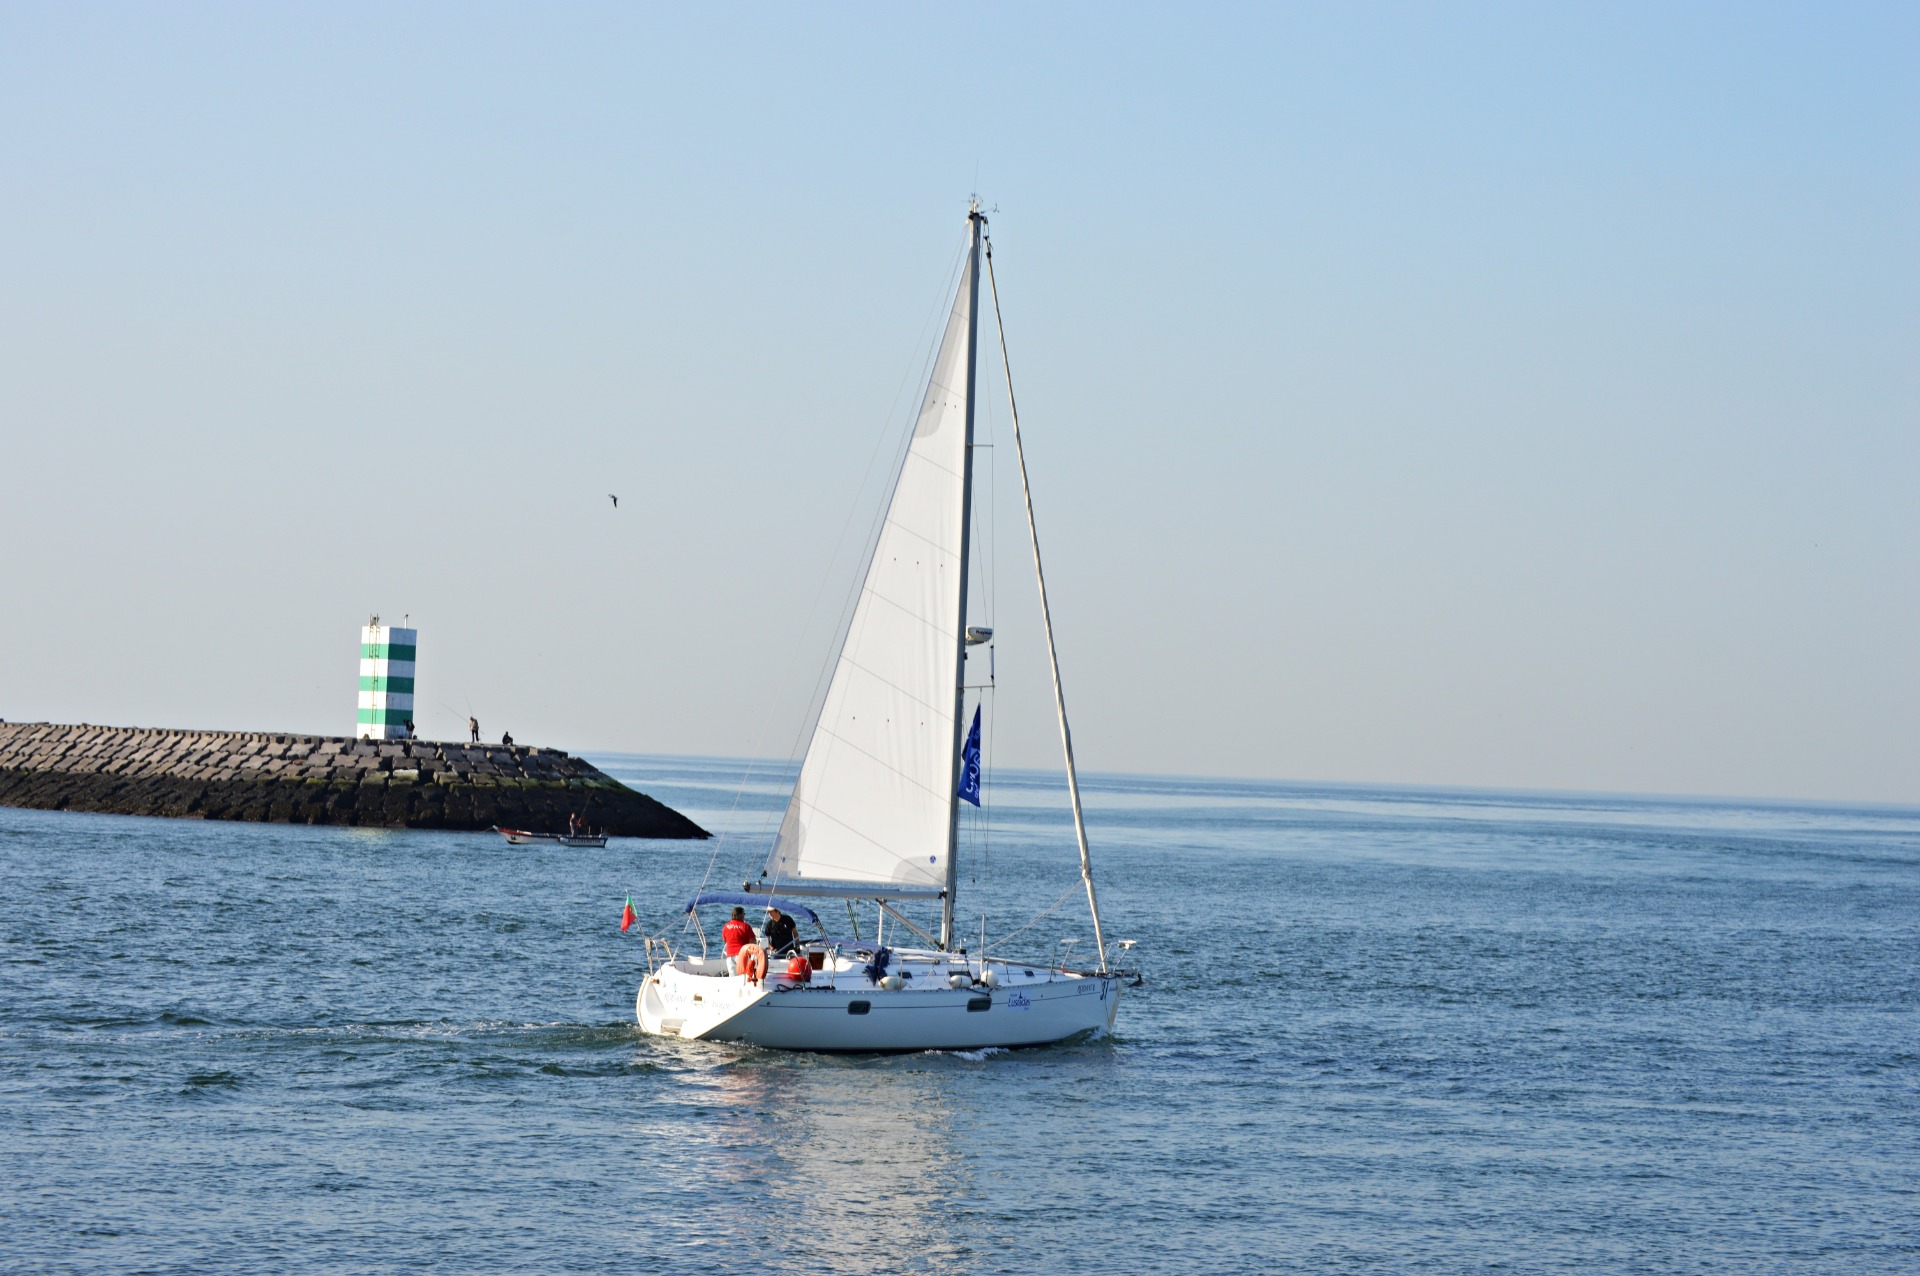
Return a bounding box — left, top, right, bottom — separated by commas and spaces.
764, 255, 973, 891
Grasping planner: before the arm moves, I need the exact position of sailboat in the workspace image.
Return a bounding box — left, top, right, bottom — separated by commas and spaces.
636, 204, 1122, 1051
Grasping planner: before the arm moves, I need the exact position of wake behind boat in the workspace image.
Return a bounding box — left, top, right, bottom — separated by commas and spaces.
636, 204, 1127, 1052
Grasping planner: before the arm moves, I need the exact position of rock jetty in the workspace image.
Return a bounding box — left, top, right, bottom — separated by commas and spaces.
0, 722, 708, 838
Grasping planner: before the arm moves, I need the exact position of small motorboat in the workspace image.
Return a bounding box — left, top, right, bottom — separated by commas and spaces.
494, 826, 609, 848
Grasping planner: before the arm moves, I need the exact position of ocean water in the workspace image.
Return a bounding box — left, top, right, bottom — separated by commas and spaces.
2, 756, 1916, 1274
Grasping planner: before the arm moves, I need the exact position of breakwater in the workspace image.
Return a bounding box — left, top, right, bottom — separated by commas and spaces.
0, 722, 708, 838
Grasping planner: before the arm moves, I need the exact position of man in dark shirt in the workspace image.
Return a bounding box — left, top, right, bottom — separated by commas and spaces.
763, 906, 799, 957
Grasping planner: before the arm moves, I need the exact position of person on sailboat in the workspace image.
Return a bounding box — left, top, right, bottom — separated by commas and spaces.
721, 907, 757, 974
763, 906, 798, 958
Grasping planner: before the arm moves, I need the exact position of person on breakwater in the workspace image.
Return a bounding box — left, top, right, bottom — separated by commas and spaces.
469, 716, 479, 743
501, 731, 514, 747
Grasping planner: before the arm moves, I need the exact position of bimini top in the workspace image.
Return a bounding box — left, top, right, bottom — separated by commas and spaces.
683, 892, 821, 927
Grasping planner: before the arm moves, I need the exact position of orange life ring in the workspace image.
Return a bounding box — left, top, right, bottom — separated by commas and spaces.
739, 944, 767, 984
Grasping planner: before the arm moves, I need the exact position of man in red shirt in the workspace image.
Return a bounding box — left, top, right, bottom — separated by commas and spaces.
722, 907, 757, 974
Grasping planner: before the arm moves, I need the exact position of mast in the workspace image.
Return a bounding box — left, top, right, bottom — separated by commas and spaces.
940, 201, 984, 951
984, 231, 1110, 973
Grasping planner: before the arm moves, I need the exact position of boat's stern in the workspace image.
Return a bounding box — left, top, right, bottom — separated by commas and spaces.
636, 958, 774, 1039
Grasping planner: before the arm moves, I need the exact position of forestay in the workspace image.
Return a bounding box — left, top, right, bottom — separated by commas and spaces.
763, 254, 975, 893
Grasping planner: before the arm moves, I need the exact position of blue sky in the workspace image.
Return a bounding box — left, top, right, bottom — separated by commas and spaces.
2, 3, 1914, 801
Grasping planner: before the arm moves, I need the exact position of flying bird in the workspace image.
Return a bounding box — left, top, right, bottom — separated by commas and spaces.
609, 494, 619, 508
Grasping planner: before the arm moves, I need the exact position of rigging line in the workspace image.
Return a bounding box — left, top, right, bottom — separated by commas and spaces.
982, 675, 996, 876
982, 346, 998, 885
974, 679, 996, 949
985, 880, 1085, 952
877, 900, 939, 948
984, 229, 1111, 973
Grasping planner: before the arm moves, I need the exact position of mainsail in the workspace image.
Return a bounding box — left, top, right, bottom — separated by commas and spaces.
763, 254, 975, 892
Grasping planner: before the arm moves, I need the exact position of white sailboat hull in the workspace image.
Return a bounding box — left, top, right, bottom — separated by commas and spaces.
637, 955, 1120, 1053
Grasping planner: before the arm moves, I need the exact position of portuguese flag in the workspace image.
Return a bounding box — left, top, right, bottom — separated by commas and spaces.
619, 896, 636, 934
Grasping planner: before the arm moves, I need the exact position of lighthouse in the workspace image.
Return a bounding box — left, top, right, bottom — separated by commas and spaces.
357, 616, 417, 740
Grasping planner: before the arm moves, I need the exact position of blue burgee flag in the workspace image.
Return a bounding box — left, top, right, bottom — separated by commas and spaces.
957, 706, 982, 806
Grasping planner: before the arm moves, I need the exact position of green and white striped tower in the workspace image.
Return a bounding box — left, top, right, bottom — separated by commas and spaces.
357, 616, 417, 739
